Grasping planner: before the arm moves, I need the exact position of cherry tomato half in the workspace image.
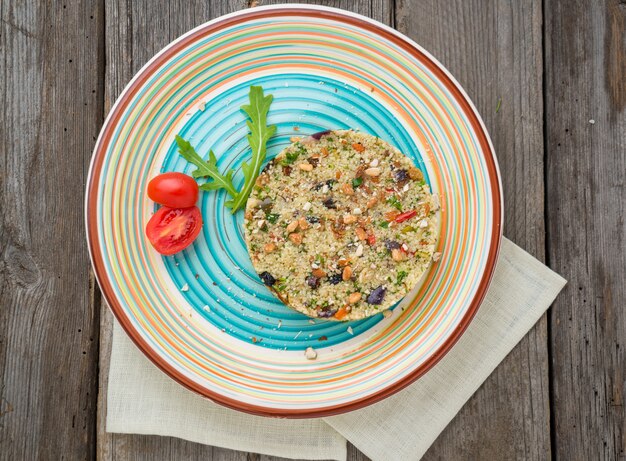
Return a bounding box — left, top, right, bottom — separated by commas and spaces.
147, 172, 199, 208
145, 206, 202, 255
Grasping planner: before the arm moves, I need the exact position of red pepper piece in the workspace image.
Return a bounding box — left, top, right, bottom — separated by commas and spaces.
394, 210, 417, 223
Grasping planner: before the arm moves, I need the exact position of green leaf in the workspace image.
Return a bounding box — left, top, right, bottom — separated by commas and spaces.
279, 150, 300, 166
175, 135, 238, 198
387, 195, 403, 211
228, 86, 276, 213
351, 177, 363, 188
396, 270, 408, 285
265, 213, 280, 224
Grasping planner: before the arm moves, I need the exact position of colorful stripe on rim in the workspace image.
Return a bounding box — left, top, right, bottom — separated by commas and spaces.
86, 5, 502, 417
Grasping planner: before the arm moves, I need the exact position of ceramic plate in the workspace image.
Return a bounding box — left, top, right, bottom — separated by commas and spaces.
86, 5, 502, 417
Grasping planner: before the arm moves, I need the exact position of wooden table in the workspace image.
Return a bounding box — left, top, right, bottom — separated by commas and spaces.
1, 1, 624, 459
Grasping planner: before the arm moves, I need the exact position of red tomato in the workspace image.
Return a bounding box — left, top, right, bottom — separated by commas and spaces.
145, 206, 202, 255
147, 172, 199, 208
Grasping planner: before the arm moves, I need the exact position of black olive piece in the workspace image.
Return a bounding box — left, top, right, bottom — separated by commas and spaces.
259, 197, 273, 211
306, 275, 320, 289
259, 271, 276, 286
314, 179, 336, 191
311, 130, 331, 140
317, 309, 337, 318
367, 286, 387, 305
393, 169, 409, 182
306, 216, 320, 224
385, 239, 401, 251
328, 273, 343, 285
322, 197, 337, 209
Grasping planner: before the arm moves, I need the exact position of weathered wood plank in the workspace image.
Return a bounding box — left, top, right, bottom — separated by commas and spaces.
97, 1, 264, 460
545, 1, 626, 459
0, 0, 104, 459
97, 1, 382, 460
395, 0, 551, 459
258, 0, 393, 25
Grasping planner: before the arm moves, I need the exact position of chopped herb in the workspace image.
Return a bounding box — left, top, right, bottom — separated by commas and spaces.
279, 150, 300, 166
379, 221, 389, 229
396, 271, 408, 285
265, 213, 280, 224
352, 177, 363, 188
279, 143, 308, 166
387, 195, 403, 211
495, 97, 502, 113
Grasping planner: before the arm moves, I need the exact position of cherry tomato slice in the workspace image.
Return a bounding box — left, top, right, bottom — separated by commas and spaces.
147, 172, 199, 208
145, 206, 202, 255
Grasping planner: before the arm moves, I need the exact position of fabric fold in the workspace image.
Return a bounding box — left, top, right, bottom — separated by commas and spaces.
106, 237, 566, 460
108, 323, 347, 460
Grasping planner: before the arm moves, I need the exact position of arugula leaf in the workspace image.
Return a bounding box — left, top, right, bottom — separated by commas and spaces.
175, 86, 276, 213
175, 135, 238, 198
227, 86, 276, 213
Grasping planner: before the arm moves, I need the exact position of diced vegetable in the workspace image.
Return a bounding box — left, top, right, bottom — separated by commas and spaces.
394, 210, 417, 223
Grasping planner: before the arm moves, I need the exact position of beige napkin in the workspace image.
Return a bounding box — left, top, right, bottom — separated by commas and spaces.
106, 238, 566, 460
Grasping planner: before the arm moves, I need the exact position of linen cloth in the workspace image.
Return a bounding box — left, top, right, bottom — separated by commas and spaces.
106, 237, 566, 460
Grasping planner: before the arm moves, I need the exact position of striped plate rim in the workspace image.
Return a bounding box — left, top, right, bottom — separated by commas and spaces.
85, 4, 503, 417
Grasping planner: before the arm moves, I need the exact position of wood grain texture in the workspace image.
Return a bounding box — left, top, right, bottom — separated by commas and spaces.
97, 1, 250, 460
96, 2, 384, 460
258, 0, 393, 25
0, 0, 104, 459
395, 1, 551, 459
545, 1, 626, 459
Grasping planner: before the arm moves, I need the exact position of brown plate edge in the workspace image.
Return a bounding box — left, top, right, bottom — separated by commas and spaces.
85, 5, 503, 419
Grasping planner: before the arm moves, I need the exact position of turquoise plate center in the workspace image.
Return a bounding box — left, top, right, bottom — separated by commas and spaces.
160, 73, 429, 350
